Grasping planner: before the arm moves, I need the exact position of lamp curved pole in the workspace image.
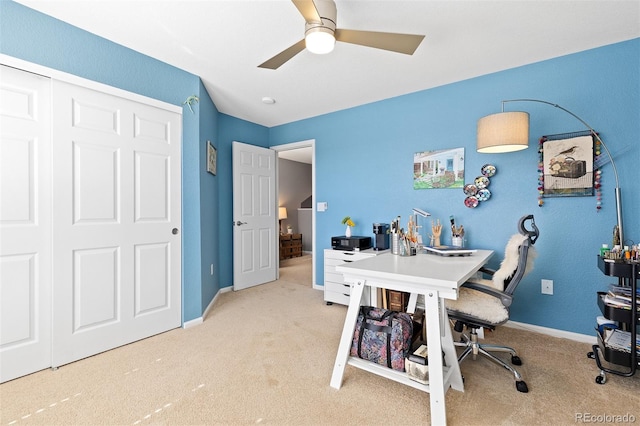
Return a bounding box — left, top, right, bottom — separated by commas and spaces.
502, 98, 623, 245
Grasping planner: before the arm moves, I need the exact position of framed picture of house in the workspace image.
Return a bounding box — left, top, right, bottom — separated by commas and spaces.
540, 130, 595, 197
207, 140, 217, 175
413, 148, 464, 189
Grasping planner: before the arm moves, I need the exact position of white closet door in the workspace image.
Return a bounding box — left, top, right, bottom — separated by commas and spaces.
51, 80, 182, 367
0, 65, 52, 383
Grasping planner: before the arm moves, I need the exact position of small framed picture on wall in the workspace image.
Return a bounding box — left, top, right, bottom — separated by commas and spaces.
207, 140, 217, 175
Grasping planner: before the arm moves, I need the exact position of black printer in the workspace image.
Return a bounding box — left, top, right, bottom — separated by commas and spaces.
331, 236, 372, 251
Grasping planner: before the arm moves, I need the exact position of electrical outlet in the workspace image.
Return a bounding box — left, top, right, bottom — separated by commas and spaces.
210, 264, 214, 275
541, 279, 553, 295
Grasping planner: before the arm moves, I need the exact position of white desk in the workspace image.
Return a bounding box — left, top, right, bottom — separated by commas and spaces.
330, 250, 493, 426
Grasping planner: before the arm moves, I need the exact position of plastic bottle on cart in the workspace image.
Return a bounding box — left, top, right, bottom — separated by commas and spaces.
600, 244, 610, 258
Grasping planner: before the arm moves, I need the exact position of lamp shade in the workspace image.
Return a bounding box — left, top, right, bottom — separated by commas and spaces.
305, 27, 335, 54
278, 207, 288, 220
477, 111, 530, 153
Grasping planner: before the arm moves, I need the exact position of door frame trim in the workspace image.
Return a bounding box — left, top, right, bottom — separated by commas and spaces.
271, 139, 317, 289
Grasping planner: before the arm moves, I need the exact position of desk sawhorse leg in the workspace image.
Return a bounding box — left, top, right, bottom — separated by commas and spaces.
330, 279, 462, 426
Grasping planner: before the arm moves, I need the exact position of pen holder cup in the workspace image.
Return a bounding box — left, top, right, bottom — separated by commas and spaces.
391, 234, 399, 255
451, 236, 464, 248
398, 242, 417, 256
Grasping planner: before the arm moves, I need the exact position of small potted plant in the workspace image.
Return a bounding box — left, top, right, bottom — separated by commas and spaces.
287, 224, 293, 234
342, 216, 355, 237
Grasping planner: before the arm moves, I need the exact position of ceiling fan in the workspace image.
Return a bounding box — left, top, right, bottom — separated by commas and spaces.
258, 0, 425, 70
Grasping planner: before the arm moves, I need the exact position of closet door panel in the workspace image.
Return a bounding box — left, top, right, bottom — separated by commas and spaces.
72, 141, 119, 223
0, 65, 52, 383
51, 80, 181, 367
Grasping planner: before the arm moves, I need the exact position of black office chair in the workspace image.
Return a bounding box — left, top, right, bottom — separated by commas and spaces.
445, 214, 539, 393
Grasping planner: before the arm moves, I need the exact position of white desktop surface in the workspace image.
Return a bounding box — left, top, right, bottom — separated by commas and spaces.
331, 250, 493, 426
338, 250, 493, 295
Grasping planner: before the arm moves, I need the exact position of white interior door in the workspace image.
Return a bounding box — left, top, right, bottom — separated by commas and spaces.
0, 65, 52, 383
50, 80, 182, 367
232, 141, 277, 291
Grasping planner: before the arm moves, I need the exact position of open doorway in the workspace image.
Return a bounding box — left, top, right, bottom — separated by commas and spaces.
272, 140, 316, 289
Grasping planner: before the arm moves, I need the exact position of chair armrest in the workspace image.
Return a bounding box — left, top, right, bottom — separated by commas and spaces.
461, 280, 513, 308
478, 266, 496, 276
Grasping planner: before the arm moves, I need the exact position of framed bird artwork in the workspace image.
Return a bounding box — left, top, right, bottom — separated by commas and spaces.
538, 130, 598, 203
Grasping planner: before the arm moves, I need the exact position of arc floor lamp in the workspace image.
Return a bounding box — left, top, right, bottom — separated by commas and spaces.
477, 99, 624, 246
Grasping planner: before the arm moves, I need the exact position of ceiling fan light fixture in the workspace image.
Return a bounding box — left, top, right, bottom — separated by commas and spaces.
305, 27, 335, 54
259, 0, 424, 69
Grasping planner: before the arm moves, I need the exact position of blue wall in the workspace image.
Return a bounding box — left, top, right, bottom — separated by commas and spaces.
198, 79, 221, 313
270, 38, 639, 335
2, 0, 638, 336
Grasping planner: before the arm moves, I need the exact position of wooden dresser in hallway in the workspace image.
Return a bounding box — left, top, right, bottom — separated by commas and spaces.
280, 234, 302, 260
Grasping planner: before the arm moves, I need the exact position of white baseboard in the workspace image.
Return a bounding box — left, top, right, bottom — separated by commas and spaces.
182, 286, 233, 329
182, 317, 202, 329
504, 320, 596, 344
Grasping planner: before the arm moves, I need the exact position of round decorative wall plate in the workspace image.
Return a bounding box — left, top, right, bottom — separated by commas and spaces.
477, 188, 491, 201
463, 184, 478, 196
474, 176, 490, 189
481, 164, 497, 177
464, 196, 479, 208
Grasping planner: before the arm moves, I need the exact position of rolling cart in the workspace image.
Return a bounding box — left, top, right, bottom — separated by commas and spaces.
588, 257, 639, 384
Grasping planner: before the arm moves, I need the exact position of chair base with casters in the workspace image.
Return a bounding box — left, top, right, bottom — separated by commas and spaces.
446, 214, 539, 394
452, 319, 528, 393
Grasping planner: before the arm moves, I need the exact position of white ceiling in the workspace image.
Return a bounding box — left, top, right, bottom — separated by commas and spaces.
15, 0, 640, 128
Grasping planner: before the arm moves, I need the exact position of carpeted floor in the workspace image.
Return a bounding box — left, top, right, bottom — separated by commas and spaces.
1, 253, 638, 425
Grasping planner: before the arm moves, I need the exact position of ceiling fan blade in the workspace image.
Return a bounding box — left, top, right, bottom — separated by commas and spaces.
258, 39, 306, 70
292, 0, 322, 23
335, 29, 425, 55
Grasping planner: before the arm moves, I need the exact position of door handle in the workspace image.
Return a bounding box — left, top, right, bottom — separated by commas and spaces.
172, 228, 179, 235
235, 221, 247, 226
